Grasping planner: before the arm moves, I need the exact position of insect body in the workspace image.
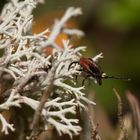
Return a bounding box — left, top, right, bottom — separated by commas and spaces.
79, 57, 102, 85
69, 57, 130, 85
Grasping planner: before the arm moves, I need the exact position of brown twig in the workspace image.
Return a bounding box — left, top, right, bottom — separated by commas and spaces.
126, 91, 140, 140
89, 120, 101, 140
113, 88, 128, 140
86, 108, 101, 140
29, 62, 59, 139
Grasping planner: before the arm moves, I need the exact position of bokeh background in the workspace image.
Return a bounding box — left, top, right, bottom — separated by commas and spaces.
0, 0, 140, 139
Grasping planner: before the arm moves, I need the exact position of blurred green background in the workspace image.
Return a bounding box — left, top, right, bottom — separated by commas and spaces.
1, 0, 140, 124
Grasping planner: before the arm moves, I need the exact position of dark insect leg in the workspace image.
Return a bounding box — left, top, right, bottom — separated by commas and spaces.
68, 61, 78, 70
78, 68, 84, 71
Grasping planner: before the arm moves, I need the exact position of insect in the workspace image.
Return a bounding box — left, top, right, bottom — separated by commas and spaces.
68, 57, 130, 85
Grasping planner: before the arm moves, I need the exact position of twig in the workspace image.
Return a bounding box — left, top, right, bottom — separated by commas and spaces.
113, 88, 128, 140
89, 119, 101, 140
126, 91, 140, 140
29, 61, 59, 139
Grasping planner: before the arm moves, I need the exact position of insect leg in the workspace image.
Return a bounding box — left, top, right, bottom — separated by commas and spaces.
68, 61, 78, 70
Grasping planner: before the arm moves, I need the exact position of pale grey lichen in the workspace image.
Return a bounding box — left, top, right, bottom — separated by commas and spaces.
0, 0, 97, 138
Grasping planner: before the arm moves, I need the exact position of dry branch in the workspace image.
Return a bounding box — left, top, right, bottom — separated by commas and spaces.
113, 88, 128, 140
126, 91, 140, 140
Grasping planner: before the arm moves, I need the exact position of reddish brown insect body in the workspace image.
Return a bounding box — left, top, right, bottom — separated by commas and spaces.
79, 57, 102, 85
68, 57, 103, 85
